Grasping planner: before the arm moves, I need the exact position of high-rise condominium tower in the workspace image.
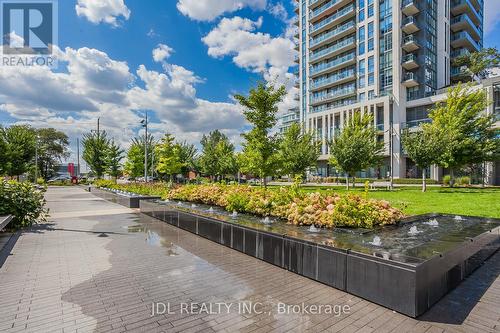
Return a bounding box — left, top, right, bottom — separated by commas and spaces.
293, 0, 487, 180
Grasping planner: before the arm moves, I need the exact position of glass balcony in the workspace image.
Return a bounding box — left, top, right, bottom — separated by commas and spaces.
310, 85, 356, 104
451, 0, 483, 26
402, 53, 419, 70
402, 16, 419, 34
451, 31, 481, 51
309, 20, 355, 49
310, 4, 355, 35
402, 35, 420, 52
402, 72, 419, 87
310, 68, 356, 90
450, 48, 470, 58
310, 0, 351, 23
310, 52, 356, 76
450, 13, 482, 40
310, 36, 355, 62
402, 0, 420, 16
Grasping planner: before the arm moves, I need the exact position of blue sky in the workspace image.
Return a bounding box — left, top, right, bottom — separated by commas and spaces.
0, 0, 499, 161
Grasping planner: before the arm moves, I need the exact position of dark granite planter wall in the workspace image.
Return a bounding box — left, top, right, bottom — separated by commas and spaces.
138, 200, 500, 318
91, 188, 160, 208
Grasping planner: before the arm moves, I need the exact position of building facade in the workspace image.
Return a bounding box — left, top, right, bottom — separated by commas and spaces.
293, 0, 492, 181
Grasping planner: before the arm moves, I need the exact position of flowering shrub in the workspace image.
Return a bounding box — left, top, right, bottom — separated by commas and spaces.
93, 180, 171, 198
95, 182, 404, 228
167, 184, 403, 228
0, 179, 48, 229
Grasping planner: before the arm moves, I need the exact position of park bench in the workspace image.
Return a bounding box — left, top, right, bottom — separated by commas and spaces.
0, 216, 13, 231
370, 181, 392, 190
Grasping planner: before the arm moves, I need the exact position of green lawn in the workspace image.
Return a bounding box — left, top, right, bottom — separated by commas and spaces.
289, 186, 500, 218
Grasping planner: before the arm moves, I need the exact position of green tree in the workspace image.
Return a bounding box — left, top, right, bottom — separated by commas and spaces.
35, 128, 70, 180
329, 113, 383, 190
155, 134, 183, 181
124, 135, 155, 179
453, 47, 500, 81
82, 130, 110, 179
106, 140, 124, 181
402, 129, 441, 192
1, 125, 36, 179
278, 123, 320, 179
176, 141, 198, 175
428, 84, 499, 187
0, 126, 7, 175
199, 130, 237, 181
234, 83, 286, 188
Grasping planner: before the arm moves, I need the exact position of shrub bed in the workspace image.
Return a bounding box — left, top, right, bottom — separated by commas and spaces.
93, 182, 404, 228
168, 184, 404, 229
0, 179, 48, 229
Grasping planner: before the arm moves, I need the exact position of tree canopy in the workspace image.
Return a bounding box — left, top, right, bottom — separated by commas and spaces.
155, 134, 183, 180
278, 123, 320, 179
1, 125, 36, 178
198, 130, 236, 180
329, 113, 383, 189
35, 128, 70, 180
402, 129, 441, 192
453, 47, 500, 81
234, 83, 286, 187
82, 130, 110, 179
426, 84, 499, 185
106, 140, 124, 180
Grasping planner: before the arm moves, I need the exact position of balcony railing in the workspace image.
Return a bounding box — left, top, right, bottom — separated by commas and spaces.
310, 4, 355, 33
450, 48, 470, 58
310, 51, 355, 75
311, 68, 356, 90
451, 31, 482, 50
310, 35, 355, 61
310, 85, 356, 104
403, 54, 417, 63
451, 0, 483, 24
310, 0, 346, 20
450, 13, 483, 39
310, 20, 355, 48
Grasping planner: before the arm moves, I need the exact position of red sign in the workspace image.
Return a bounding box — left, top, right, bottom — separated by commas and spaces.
68, 163, 75, 176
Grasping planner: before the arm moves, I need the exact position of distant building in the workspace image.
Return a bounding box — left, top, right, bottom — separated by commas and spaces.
278, 107, 300, 133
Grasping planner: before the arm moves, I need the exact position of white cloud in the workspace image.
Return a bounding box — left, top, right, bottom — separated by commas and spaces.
76, 0, 131, 26
0, 46, 245, 157
485, 0, 500, 35
202, 16, 298, 113
152, 44, 174, 63
268, 2, 288, 21
177, 0, 267, 21
202, 16, 295, 77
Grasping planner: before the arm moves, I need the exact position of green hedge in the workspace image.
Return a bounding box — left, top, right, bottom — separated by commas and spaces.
0, 179, 48, 229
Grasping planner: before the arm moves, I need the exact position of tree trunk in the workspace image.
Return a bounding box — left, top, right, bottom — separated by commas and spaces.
450, 169, 455, 188
345, 174, 350, 190
352, 177, 356, 188
422, 169, 427, 193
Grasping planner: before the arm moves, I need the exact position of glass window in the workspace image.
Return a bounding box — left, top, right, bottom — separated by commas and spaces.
358, 26, 365, 55
368, 56, 374, 73
368, 90, 375, 100
367, 0, 374, 17
367, 22, 374, 51
358, 59, 365, 74
358, 9, 365, 21
359, 92, 366, 101
368, 73, 374, 86
359, 75, 366, 88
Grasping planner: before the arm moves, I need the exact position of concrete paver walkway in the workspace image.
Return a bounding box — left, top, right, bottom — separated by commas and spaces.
0, 186, 499, 333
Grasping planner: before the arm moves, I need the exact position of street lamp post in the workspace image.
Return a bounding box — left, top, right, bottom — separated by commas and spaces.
141, 112, 148, 183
